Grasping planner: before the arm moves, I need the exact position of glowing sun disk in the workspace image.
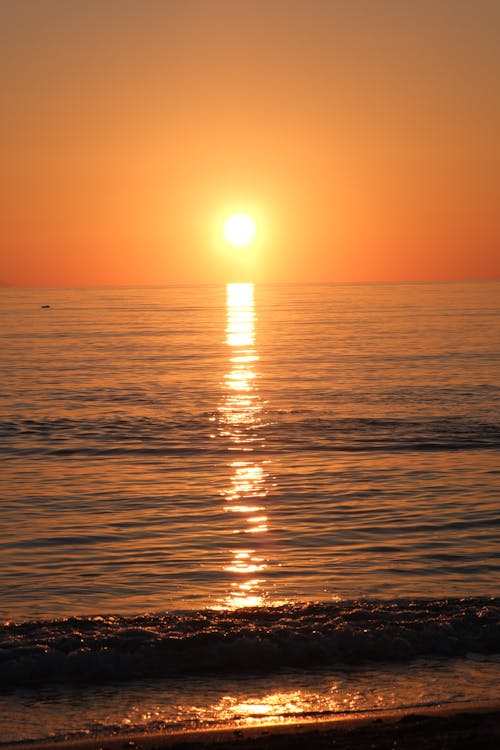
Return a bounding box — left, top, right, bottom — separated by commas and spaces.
223, 214, 256, 247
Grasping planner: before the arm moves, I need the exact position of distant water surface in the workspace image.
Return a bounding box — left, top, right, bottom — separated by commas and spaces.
0, 282, 499, 742
1, 282, 498, 617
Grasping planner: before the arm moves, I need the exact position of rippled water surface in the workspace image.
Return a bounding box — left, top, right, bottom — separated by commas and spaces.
2, 282, 499, 618
0, 282, 499, 742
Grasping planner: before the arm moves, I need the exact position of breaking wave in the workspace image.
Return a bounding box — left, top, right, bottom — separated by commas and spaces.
2, 598, 498, 688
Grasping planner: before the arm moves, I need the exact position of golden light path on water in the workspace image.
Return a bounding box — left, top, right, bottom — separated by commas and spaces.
217, 283, 271, 609
209, 286, 361, 725
207, 285, 366, 724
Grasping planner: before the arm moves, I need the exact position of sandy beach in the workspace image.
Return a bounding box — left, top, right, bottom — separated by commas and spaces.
6, 702, 499, 750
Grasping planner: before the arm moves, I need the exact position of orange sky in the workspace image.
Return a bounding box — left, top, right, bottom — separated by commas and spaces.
1, 0, 499, 286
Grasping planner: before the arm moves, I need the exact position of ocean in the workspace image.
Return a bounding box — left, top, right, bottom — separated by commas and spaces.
1, 281, 499, 743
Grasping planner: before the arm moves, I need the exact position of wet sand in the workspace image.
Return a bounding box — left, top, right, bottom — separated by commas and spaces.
7, 702, 500, 750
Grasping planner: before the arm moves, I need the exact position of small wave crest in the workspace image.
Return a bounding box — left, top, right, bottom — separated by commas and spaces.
1, 416, 499, 457
1, 598, 498, 688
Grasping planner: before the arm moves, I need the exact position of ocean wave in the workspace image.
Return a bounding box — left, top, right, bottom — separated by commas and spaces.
1, 416, 499, 458
1, 598, 498, 688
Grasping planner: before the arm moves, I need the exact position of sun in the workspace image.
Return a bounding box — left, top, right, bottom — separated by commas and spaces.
223, 214, 256, 247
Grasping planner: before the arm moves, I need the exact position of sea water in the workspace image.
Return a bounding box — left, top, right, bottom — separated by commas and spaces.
0, 282, 499, 742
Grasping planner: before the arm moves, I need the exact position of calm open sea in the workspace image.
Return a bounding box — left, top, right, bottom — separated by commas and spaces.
1, 282, 499, 742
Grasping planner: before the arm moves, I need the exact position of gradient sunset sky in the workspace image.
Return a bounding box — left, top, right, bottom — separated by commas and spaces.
1, 0, 499, 286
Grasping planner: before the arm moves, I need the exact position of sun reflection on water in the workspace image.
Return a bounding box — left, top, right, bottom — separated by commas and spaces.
210, 687, 349, 727
216, 283, 271, 609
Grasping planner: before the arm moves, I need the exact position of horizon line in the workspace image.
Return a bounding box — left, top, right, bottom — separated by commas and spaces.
1, 277, 499, 290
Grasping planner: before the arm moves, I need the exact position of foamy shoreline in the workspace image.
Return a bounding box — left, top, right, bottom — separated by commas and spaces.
5, 702, 500, 750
